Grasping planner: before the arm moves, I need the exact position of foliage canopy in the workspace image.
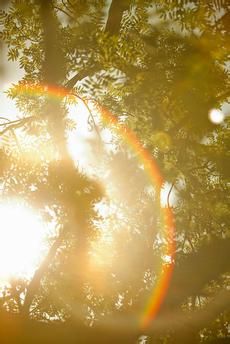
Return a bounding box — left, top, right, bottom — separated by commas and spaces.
0, 0, 229, 343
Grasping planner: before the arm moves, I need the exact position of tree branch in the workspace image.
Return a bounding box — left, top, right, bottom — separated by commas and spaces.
22, 227, 66, 316
65, 64, 101, 89
64, 60, 142, 90
105, 0, 130, 35
53, 5, 75, 20
0, 117, 34, 136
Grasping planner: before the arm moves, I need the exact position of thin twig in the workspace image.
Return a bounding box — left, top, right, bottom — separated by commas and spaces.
0, 117, 34, 136
62, 0, 75, 15
0, 117, 23, 127
0, 116, 34, 127
187, 236, 195, 252
66, 0, 75, 13
53, 5, 75, 20
0, 116, 13, 123
71, 93, 103, 142
167, 181, 175, 208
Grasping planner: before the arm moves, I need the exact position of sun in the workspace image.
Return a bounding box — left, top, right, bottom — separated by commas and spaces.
0, 202, 47, 281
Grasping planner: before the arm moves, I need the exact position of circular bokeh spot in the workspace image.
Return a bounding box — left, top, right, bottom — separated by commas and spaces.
209, 108, 225, 124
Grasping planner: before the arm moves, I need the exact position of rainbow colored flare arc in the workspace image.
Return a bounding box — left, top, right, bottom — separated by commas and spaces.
98, 105, 175, 330
13, 82, 176, 330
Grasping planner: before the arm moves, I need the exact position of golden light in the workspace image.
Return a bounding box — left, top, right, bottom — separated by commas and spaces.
67, 100, 96, 171
208, 108, 224, 124
0, 202, 46, 281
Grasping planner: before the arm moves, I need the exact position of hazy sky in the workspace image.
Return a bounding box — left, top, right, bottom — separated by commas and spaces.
0, 44, 23, 121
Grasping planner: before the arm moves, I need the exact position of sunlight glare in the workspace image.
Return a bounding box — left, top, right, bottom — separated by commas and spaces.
208, 108, 224, 124
67, 101, 97, 171
0, 203, 46, 280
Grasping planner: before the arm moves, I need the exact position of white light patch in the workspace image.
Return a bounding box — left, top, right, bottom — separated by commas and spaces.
0, 203, 47, 280
208, 109, 225, 124
67, 101, 99, 172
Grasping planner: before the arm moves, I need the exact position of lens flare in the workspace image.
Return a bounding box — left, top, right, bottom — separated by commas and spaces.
12, 82, 175, 330
209, 108, 224, 124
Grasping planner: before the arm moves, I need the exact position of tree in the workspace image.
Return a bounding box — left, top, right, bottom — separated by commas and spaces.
0, 0, 229, 343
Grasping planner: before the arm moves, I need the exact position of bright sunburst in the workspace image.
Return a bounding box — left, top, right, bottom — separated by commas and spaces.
0, 202, 46, 280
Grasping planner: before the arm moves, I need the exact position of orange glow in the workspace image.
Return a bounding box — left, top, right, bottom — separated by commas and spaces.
13, 82, 176, 329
